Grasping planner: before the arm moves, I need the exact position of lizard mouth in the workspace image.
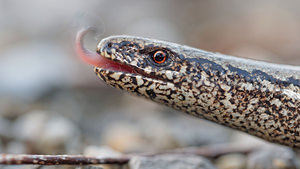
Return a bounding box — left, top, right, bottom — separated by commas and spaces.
76, 28, 137, 74
93, 56, 138, 74
76, 28, 157, 79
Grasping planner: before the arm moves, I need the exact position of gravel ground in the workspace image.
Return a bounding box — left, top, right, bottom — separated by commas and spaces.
1, 1, 300, 169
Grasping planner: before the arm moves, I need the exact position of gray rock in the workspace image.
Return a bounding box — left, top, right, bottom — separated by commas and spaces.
168, 117, 231, 146
0, 138, 3, 152
83, 165, 126, 169
247, 145, 300, 169
11, 110, 81, 154
84, 166, 104, 169
0, 117, 11, 138
129, 155, 216, 169
215, 153, 246, 169
5, 141, 27, 154
101, 121, 179, 152
83, 146, 123, 158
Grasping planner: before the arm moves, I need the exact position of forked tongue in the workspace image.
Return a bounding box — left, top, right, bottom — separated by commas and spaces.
75, 28, 135, 73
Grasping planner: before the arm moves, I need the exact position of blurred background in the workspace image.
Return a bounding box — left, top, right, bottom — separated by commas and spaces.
1, 0, 300, 168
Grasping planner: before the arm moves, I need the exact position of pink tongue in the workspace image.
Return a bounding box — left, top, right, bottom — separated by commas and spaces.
75, 28, 135, 73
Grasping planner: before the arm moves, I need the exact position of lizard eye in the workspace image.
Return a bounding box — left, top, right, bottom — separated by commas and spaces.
152, 50, 167, 64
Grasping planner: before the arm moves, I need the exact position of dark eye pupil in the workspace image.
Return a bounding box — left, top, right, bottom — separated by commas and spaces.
155, 52, 165, 61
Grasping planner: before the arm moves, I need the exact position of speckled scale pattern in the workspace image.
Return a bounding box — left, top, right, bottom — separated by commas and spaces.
95, 35, 300, 147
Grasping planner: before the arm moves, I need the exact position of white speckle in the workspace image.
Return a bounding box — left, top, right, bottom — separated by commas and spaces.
111, 48, 116, 53
136, 77, 144, 86
148, 83, 155, 89
221, 99, 237, 110
282, 89, 300, 100
158, 83, 174, 90
257, 107, 266, 113
110, 73, 121, 80
220, 84, 231, 91
261, 80, 272, 92
250, 98, 259, 104
110, 49, 116, 59
122, 76, 130, 83
241, 83, 254, 91
270, 99, 282, 107
144, 67, 152, 74
131, 60, 138, 66
281, 109, 288, 116
165, 70, 173, 80
180, 66, 187, 73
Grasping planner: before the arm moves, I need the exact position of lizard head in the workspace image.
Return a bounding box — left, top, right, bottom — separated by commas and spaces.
76, 28, 199, 110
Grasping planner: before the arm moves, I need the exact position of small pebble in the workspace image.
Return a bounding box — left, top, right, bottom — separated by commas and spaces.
84, 166, 104, 169
0, 117, 11, 138
129, 155, 217, 169
84, 145, 123, 158
215, 153, 246, 169
11, 110, 81, 154
101, 121, 178, 152
0, 138, 3, 152
83, 146, 125, 169
247, 145, 300, 169
168, 117, 231, 146
5, 141, 27, 154
101, 122, 147, 152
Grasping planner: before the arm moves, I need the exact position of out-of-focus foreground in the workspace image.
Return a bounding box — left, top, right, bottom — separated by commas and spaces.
1, 1, 300, 169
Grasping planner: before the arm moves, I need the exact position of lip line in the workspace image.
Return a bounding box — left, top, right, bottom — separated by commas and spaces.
94, 62, 166, 83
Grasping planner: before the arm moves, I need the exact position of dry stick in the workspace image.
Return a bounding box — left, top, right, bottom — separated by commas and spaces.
0, 144, 257, 165
0, 155, 130, 165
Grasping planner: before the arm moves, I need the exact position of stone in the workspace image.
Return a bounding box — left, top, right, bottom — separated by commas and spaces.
84, 166, 104, 169
0, 117, 11, 138
129, 155, 216, 169
83, 146, 125, 169
0, 138, 3, 152
215, 153, 246, 169
11, 110, 81, 154
101, 121, 178, 152
168, 117, 231, 146
84, 145, 123, 158
247, 145, 300, 169
101, 122, 148, 152
5, 141, 27, 154
83, 164, 124, 169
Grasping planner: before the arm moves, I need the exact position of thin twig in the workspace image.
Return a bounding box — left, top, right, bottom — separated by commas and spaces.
0, 154, 130, 165
0, 144, 257, 165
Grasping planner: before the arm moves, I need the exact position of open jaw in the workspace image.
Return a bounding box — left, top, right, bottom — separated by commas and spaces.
94, 56, 138, 74
75, 28, 158, 79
